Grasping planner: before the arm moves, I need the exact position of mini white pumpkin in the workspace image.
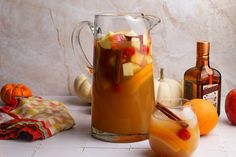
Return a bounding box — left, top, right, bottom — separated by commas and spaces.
74, 74, 92, 103
154, 68, 183, 105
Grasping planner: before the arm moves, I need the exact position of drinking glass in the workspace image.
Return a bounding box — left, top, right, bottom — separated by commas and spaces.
149, 98, 200, 157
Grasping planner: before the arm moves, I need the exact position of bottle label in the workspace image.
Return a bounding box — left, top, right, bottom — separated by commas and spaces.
202, 84, 218, 107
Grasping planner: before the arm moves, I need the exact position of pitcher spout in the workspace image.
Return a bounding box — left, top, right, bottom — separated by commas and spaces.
143, 14, 161, 31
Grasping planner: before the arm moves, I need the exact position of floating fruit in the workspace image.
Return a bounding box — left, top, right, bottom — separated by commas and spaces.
131, 37, 140, 50
123, 63, 152, 94
141, 45, 150, 54
123, 46, 135, 58
122, 62, 141, 76
178, 128, 191, 141
98, 32, 114, 49
110, 33, 126, 50
130, 51, 146, 66
122, 62, 134, 76
149, 122, 191, 153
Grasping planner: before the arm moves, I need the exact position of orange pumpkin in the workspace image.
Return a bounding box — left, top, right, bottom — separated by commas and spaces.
0, 83, 32, 104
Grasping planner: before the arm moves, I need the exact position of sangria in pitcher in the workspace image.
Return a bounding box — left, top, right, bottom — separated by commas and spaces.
72, 13, 160, 142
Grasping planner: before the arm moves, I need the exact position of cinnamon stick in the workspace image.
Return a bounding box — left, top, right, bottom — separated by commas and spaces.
155, 102, 189, 128
114, 51, 122, 84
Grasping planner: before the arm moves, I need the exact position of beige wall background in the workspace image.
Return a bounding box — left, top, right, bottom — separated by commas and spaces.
0, 0, 236, 97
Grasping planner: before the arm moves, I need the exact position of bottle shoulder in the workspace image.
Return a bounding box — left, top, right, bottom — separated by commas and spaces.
184, 67, 200, 77
184, 66, 221, 83
212, 68, 221, 77
185, 66, 221, 75
184, 67, 197, 74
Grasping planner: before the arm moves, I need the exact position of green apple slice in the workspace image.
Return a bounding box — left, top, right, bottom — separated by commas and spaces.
132, 63, 142, 73
122, 62, 142, 77
98, 32, 114, 49
131, 52, 145, 66
131, 38, 141, 50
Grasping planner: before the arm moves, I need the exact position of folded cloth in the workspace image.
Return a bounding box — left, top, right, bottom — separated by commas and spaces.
0, 96, 75, 141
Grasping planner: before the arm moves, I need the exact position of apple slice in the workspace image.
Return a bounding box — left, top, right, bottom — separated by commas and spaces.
131, 38, 141, 50
110, 33, 126, 50
123, 63, 152, 94
122, 62, 134, 76
149, 124, 191, 154
122, 62, 142, 77
149, 135, 181, 154
98, 32, 114, 49
131, 51, 145, 66
132, 63, 142, 73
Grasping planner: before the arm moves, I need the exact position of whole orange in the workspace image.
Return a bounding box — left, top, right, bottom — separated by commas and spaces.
190, 99, 218, 136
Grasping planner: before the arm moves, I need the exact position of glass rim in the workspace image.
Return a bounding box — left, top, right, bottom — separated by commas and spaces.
95, 12, 144, 17
153, 98, 195, 121
157, 98, 192, 109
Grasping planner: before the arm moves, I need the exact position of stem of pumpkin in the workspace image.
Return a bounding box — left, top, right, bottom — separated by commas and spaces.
159, 68, 164, 81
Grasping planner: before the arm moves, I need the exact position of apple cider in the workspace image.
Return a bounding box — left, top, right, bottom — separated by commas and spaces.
149, 99, 200, 157
91, 31, 155, 142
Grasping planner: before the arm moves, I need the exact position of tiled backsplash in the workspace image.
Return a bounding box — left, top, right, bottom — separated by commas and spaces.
0, 0, 235, 97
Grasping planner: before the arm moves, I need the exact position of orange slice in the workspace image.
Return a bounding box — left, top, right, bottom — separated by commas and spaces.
149, 125, 191, 153
123, 63, 153, 94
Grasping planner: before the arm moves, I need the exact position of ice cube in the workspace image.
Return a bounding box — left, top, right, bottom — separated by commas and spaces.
180, 107, 195, 120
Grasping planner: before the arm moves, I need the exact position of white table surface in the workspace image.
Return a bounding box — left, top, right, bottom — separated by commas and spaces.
0, 96, 235, 157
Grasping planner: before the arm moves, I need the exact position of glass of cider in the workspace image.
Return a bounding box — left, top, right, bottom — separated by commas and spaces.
149, 98, 200, 157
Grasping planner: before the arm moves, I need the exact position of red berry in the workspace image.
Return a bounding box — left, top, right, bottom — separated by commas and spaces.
141, 45, 150, 54
177, 128, 191, 140
111, 34, 126, 50
123, 47, 135, 58
112, 34, 125, 43
114, 84, 123, 92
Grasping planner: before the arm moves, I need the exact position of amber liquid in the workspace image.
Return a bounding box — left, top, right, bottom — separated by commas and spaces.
149, 111, 199, 157
92, 32, 155, 142
184, 57, 221, 115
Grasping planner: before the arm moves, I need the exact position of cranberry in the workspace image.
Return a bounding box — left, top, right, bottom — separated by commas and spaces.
178, 128, 191, 140
114, 84, 123, 92
123, 47, 135, 58
141, 45, 150, 54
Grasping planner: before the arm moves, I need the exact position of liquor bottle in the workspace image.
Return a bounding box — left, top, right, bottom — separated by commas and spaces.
184, 41, 221, 115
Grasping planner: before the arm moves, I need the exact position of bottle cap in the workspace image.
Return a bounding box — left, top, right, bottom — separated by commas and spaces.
197, 41, 210, 57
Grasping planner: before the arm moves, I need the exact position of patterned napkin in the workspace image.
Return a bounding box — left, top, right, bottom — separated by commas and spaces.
0, 96, 75, 141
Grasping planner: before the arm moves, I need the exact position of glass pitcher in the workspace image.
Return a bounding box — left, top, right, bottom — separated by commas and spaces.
72, 13, 161, 142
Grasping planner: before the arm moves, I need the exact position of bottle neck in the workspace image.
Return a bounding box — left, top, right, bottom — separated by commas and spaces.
196, 55, 210, 68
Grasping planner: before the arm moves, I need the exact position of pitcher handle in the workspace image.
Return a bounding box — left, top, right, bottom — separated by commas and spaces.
71, 21, 94, 73
143, 15, 161, 30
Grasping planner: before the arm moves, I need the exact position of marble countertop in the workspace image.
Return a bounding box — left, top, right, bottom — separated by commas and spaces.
0, 96, 235, 157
